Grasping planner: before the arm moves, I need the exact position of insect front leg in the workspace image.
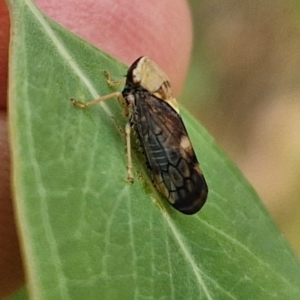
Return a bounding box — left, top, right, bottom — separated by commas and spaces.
125, 122, 134, 183
71, 91, 122, 108
104, 71, 125, 87
71, 71, 126, 109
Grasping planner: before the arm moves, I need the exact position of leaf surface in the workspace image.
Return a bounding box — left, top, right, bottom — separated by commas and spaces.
7, 0, 300, 299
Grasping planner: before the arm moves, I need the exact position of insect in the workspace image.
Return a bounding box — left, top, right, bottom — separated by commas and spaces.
72, 56, 208, 214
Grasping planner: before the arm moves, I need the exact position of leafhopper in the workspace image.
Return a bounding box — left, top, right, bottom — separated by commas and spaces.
72, 57, 208, 214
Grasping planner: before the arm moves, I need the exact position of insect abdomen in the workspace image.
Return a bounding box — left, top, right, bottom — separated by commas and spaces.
168, 165, 207, 214
130, 90, 208, 215
152, 155, 208, 215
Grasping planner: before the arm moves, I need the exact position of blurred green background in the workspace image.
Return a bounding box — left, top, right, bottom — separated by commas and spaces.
183, 0, 300, 257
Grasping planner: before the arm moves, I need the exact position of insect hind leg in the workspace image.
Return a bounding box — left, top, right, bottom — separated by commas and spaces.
71, 91, 122, 108
125, 122, 134, 183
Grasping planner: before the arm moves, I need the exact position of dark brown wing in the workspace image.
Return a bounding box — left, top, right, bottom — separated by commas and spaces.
132, 90, 208, 214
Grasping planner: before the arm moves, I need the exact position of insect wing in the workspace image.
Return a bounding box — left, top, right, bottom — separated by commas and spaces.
133, 90, 208, 214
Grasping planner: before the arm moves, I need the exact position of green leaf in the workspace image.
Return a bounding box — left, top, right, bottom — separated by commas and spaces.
9, 288, 28, 300
7, 0, 300, 299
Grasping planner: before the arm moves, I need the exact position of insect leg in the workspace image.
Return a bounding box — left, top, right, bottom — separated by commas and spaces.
71, 91, 122, 108
125, 122, 134, 183
104, 71, 125, 87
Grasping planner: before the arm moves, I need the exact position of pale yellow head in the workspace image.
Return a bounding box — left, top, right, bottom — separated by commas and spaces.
128, 56, 179, 113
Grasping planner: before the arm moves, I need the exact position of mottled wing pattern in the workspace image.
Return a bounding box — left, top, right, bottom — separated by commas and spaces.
132, 89, 208, 214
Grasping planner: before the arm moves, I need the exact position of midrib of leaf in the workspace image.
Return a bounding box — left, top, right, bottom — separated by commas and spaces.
22, 0, 112, 115
165, 215, 214, 299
